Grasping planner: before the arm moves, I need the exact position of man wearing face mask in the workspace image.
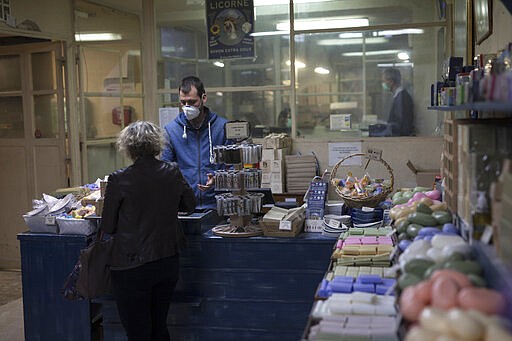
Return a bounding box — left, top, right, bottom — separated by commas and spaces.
161, 76, 230, 210
380, 68, 414, 136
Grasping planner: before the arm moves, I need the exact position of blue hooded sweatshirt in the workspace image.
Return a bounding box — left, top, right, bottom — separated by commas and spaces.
161, 107, 229, 210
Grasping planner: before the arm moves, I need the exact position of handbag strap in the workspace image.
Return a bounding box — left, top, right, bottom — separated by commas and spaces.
96, 229, 105, 242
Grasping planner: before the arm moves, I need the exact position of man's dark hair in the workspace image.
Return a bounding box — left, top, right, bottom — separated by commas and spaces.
179, 76, 205, 96
383, 68, 402, 86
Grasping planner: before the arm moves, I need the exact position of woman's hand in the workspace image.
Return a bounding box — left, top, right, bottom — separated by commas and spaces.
197, 173, 214, 192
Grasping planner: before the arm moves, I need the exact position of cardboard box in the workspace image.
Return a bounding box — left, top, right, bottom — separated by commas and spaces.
263, 134, 292, 149
271, 182, 285, 194
406, 160, 439, 188
262, 147, 290, 161
271, 171, 285, 183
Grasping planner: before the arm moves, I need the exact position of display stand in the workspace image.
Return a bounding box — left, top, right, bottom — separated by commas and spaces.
211, 121, 264, 237
212, 162, 264, 237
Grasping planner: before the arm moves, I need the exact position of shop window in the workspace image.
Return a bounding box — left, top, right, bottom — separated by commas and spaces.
156, 0, 459, 138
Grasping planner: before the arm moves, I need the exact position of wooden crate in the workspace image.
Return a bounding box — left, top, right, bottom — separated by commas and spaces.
442, 118, 458, 213
260, 218, 304, 237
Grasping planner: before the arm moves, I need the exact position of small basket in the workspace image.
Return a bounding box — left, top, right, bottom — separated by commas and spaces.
57, 217, 97, 235
330, 153, 394, 208
23, 215, 58, 233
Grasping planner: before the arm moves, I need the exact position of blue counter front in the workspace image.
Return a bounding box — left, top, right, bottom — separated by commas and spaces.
102, 230, 334, 341
17, 232, 100, 341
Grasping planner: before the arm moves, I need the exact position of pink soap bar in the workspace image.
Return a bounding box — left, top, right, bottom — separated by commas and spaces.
360, 236, 378, 244
343, 239, 361, 245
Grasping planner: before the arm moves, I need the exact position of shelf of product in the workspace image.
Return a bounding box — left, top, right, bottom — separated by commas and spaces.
428, 101, 512, 112
21, 183, 104, 235
302, 178, 512, 340
211, 143, 266, 237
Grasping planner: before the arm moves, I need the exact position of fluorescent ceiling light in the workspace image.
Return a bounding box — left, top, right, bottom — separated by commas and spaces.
339, 32, 363, 38
213, 61, 225, 68
286, 60, 306, 68
377, 62, 414, 68
342, 49, 400, 57
314, 67, 330, 75
318, 37, 388, 46
255, 0, 330, 5
251, 31, 289, 37
375, 29, 424, 36
397, 52, 410, 60
75, 33, 122, 41
277, 18, 369, 31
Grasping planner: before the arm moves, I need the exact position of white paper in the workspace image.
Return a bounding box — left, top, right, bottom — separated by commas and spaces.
159, 107, 179, 128
328, 142, 362, 166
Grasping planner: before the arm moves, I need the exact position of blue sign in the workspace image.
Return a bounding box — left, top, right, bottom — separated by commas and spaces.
206, 0, 255, 60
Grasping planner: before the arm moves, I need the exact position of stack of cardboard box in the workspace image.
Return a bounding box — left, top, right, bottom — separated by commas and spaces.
261, 134, 292, 194
285, 154, 318, 193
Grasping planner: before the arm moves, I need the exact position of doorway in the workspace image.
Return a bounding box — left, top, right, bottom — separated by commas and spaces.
0, 40, 68, 268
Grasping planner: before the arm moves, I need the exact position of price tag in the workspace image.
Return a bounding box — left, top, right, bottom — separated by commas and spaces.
366, 147, 382, 161
279, 220, 292, 231
45, 215, 56, 225
327, 219, 340, 228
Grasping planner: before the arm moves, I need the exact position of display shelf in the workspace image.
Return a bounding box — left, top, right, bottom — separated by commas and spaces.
211, 143, 265, 237
428, 101, 512, 112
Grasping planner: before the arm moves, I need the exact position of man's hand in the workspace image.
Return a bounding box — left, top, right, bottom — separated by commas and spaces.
197, 173, 214, 192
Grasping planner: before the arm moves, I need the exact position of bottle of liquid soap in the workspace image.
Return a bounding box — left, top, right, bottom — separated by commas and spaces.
472, 191, 491, 241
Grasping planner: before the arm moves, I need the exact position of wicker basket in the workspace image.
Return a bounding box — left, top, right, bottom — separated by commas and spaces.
330, 153, 394, 208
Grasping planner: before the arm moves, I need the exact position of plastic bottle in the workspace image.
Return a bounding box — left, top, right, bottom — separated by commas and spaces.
472, 191, 491, 241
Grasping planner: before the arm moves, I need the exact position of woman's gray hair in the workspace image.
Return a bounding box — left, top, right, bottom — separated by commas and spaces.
117, 121, 164, 160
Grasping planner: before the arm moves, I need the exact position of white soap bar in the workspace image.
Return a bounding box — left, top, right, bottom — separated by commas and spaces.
351, 302, 376, 315
351, 291, 376, 304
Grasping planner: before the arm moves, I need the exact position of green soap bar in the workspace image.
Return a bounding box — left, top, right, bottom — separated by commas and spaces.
370, 267, 384, 276
350, 228, 365, 235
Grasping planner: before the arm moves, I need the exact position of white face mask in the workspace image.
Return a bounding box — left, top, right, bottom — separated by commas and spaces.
182, 105, 200, 120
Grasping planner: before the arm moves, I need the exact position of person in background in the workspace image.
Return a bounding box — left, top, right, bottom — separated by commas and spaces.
161, 76, 230, 210
100, 121, 196, 341
278, 107, 291, 129
382, 68, 414, 136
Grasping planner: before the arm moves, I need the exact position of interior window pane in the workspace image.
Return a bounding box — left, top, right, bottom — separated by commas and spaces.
158, 90, 291, 138
0, 96, 24, 138
157, 2, 290, 88
86, 143, 125, 183
32, 51, 56, 91
83, 96, 142, 139
34, 94, 58, 138
0, 55, 21, 91
295, 26, 445, 138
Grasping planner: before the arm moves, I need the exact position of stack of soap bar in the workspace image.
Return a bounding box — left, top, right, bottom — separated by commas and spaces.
311, 292, 397, 319
332, 235, 394, 259
339, 226, 393, 240
307, 315, 399, 341
318, 274, 396, 298
335, 253, 392, 267
332, 265, 394, 278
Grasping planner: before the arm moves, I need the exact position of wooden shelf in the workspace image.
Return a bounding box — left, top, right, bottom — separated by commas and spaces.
428, 102, 512, 112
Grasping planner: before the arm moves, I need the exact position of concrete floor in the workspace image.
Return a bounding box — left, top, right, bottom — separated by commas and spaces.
0, 270, 24, 341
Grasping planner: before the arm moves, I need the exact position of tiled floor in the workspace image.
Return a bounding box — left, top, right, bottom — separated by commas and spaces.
0, 270, 24, 341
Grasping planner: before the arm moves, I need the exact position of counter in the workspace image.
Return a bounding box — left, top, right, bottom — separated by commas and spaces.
102, 229, 334, 340
17, 232, 101, 341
